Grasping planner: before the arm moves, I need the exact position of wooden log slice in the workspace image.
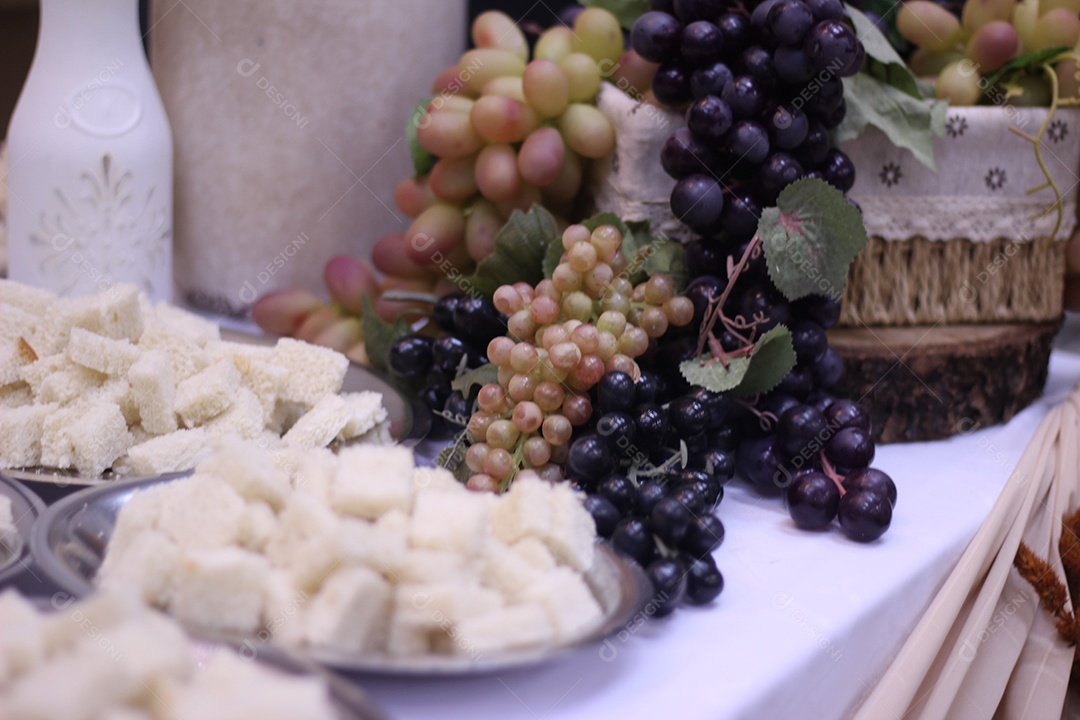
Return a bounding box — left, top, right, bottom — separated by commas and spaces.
828, 321, 1061, 444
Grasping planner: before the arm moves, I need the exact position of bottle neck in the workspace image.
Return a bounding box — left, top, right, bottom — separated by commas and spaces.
35, 0, 147, 68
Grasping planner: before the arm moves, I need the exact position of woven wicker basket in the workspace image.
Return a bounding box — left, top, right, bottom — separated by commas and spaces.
839, 106, 1080, 327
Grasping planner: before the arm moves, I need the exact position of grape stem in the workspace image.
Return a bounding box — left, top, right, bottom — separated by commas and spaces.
819, 451, 846, 496
498, 433, 530, 493
695, 236, 764, 362
734, 397, 777, 432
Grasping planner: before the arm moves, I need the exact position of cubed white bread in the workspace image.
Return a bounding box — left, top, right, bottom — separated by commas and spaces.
0, 591, 45, 681
337, 391, 389, 441
282, 394, 350, 449
155, 473, 247, 551
482, 541, 546, 602
398, 549, 473, 584
0, 383, 34, 408
522, 567, 602, 642
337, 513, 408, 577
278, 525, 348, 593
136, 322, 208, 382
271, 337, 348, 406
98, 529, 182, 606
66, 327, 141, 376
386, 606, 433, 656
234, 358, 288, 424
331, 444, 415, 520
206, 340, 274, 365
127, 349, 177, 435
412, 466, 467, 494
0, 338, 38, 388
268, 445, 306, 485
0, 303, 39, 346
416, 584, 504, 651
512, 537, 558, 570
170, 547, 271, 634
102, 609, 193, 687
27, 304, 82, 356
238, 501, 280, 552
170, 650, 336, 720
195, 435, 290, 509
264, 493, 342, 567
544, 484, 596, 572
0, 402, 54, 468
261, 570, 310, 647
453, 604, 555, 655
349, 419, 393, 446
151, 303, 220, 346
174, 357, 241, 426
0, 495, 18, 556
121, 428, 211, 475
71, 284, 144, 341
42, 591, 145, 655
21, 353, 106, 404
270, 399, 307, 434
203, 387, 264, 439
4, 647, 133, 720
40, 399, 132, 475
303, 566, 392, 653
107, 484, 167, 549
92, 378, 140, 426
0, 279, 57, 315
410, 489, 491, 557
291, 448, 338, 503
490, 477, 555, 545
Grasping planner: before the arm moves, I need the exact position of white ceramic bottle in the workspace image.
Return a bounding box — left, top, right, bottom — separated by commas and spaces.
7, 0, 173, 302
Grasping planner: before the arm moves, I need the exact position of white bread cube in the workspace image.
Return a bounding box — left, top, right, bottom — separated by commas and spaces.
92, 378, 140, 426
156, 474, 246, 551
4, 648, 131, 720
206, 340, 274, 365
398, 549, 473, 584
303, 566, 392, 653
338, 391, 389, 440
108, 484, 167, 549
292, 448, 338, 503
40, 399, 132, 474
66, 327, 141, 376
0, 337, 38, 388
0, 590, 45, 681
238, 501, 279, 552
170, 547, 271, 634
0, 303, 39, 346
21, 353, 107, 404
196, 436, 290, 509
265, 493, 341, 567
482, 541, 546, 602
282, 394, 350, 449
0, 383, 34, 408
331, 444, 415, 520
0, 280, 56, 315
127, 349, 177, 434
386, 614, 432, 656
136, 322, 208, 382
151, 303, 219, 346
98, 529, 181, 607
453, 604, 555, 655
203, 387, 264, 439
349, 418, 393, 446
336, 513, 408, 577
261, 570, 310, 647
522, 567, 602, 642
412, 466, 466, 494
71, 284, 144, 341
121, 428, 211, 475
545, 484, 596, 572
233, 357, 287, 424
491, 477, 555, 545
271, 337, 348, 406
410, 489, 491, 557
270, 399, 307, 434
42, 591, 145, 655
174, 357, 241, 426
512, 537, 558, 570
0, 402, 54, 468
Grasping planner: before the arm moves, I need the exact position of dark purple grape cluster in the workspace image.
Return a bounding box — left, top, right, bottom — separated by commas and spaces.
387, 292, 507, 437
570, 370, 733, 613
632, 0, 862, 234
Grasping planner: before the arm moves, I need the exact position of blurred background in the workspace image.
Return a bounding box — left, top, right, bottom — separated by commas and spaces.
0, 0, 579, 138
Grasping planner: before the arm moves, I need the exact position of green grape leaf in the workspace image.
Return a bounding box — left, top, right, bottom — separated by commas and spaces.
406, 98, 436, 178
983, 46, 1070, 88
845, 5, 922, 100
360, 293, 412, 373
732, 325, 796, 396
850, 0, 910, 55
438, 430, 472, 485
451, 363, 498, 396
680, 354, 752, 393
581, 0, 648, 29
542, 236, 566, 278
643, 238, 690, 293
678, 326, 797, 397
464, 205, 559, 298
758, 178, 868, 303
835, 72, 947, 171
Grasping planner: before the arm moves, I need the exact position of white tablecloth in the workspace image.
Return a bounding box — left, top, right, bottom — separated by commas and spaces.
357, 351, 1080, 720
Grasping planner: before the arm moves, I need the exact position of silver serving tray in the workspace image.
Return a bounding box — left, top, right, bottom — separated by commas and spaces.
4, 329, 430, 489
33, 476, 654, 676
0, 475, 46, 585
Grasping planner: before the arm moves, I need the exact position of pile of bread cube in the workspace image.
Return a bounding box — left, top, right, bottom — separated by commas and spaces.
0, 590, 340, 720
0, 280, 389, 476
99, 439, 602, 658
